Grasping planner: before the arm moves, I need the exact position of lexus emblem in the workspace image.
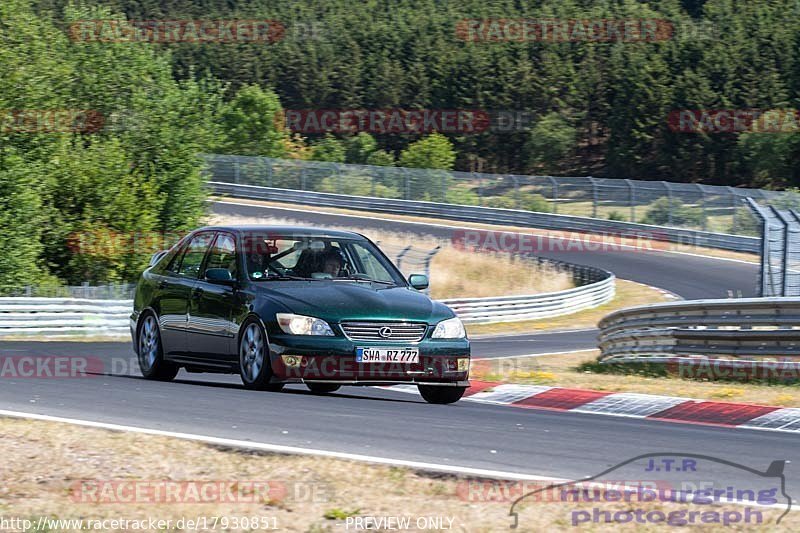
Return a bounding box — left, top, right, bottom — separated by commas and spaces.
378, 326, 393, 338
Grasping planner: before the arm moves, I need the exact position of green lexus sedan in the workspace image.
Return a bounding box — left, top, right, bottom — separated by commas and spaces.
130, 226, 470, 404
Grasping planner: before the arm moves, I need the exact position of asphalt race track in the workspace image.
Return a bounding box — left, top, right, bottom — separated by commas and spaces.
0, 341, 798, 498
1, 204, 792, 502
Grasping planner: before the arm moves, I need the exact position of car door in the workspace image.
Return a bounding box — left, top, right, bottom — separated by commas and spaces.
157, 231, 215, 356
187, 231, 241, 362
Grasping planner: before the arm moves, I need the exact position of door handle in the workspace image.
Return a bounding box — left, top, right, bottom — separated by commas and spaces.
157, 280, 168, 289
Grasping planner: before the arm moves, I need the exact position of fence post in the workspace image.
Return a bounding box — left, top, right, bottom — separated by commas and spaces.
547, 176, 558, 214
404, 169, 410, 200
589, 176, 598, 218
697, 184, 708, 231
475, 172, 483, 206
664, 181, 673, 226
422, 245, 441, 295
301, 167, 307, 191
511, 175, 520, 209
233, 160, 240, 185
729, 187, 737, 233
624, 179, 635, 221
266, 159, 273, 188
395, 245, 413, 271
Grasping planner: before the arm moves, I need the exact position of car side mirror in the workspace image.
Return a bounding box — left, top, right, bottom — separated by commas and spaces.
408, 274, 429, 290
205, 268, 235, 285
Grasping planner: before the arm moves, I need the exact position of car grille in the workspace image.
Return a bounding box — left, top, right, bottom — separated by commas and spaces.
340, 322, 427, 342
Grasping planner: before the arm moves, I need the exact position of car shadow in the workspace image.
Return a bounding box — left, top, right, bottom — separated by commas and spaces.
93, 369, 428, 404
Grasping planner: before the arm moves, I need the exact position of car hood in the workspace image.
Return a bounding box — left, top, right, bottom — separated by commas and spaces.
256, 282, 454, 324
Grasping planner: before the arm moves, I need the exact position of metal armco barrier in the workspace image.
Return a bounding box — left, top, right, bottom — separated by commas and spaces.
0, 298, 132, 337
0, 267, 615, 334
598, 298, 800, 363
209, 182, 759, 253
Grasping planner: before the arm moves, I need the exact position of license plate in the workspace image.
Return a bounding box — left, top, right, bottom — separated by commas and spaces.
356, 347, 419, 363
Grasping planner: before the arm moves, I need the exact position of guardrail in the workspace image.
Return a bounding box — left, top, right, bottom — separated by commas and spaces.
0, 266, 615, 334
209, 181, 759, 253
598, 298, 800, 363
0, 298, 131, 337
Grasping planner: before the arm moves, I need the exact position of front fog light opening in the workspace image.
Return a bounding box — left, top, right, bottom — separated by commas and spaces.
457, 358, 470, 372
281, 355, 305, 368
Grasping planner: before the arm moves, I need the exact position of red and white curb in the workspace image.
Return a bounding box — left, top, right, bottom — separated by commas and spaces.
388, 382, 800, 433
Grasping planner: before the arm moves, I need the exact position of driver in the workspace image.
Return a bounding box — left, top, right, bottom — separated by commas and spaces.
321, 247, 345, 276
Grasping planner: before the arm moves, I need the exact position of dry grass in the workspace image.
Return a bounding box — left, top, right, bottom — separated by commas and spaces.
205, 213, 574, 300
467, 279, 674, 336
472, 351, 800, 408
0, 417, 791, 532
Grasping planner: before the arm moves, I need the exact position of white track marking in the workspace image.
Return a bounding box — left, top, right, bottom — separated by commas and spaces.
0, 409, 563, 482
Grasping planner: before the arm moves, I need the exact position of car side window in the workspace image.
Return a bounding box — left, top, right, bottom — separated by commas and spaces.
175, 232, 214, 279
203, 233, 237, 279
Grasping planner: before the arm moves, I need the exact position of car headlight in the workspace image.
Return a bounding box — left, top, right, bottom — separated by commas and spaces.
276, 313, 334, 336
432, 317, 466, 339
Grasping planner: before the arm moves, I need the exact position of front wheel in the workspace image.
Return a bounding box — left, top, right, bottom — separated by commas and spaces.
239, 319, 283, 392
137, 313, 179, 381
418, 385, 466, 404
306, 383, 341, 394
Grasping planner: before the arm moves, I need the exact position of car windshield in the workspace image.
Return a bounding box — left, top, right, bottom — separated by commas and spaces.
241, 232, 404, 285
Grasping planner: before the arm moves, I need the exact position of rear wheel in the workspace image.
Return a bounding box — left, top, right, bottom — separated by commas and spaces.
137, 313, 179, 381
239, 319, 283, 392
306, 383, 341, 394
418, 385, 466, 404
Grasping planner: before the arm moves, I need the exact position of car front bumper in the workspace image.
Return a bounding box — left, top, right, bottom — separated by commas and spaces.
267, 333, 470, 386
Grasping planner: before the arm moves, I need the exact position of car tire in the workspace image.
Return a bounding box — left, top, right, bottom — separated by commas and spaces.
137, 312, 179, 381
418, 385, 466, 404
239, 318, 284, 392
306, 383, 341, 394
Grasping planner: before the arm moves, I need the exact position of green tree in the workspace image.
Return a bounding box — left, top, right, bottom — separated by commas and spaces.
398, 133, 456, 170
219, 84, 287, 157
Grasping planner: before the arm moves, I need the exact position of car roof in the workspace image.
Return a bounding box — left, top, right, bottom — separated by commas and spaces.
193, 225, 366, 240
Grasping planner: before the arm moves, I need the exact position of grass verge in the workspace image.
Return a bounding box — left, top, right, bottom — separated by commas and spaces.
1, 417, 789, 532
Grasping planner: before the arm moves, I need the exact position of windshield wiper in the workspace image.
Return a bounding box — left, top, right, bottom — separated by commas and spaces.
257, 275, 316, 281
335, 274, 396, 285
